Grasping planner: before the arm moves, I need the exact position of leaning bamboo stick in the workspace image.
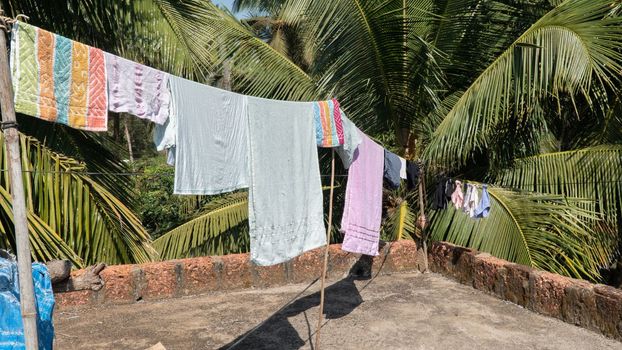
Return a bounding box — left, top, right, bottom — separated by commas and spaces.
315, 149, 336, 350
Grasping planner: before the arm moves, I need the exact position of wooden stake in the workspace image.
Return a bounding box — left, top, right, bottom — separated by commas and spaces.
0, 16, 40, 350
315, 149, 336, 350
417, 163, 428, 272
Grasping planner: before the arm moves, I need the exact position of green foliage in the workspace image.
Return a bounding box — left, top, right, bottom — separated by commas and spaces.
0, 134, 154, 266
429, 186, 616, 281
4, 0, 622, 284
493, 145, 622, 232
134, 158, 214, 240
153, 192, 249, 260
424, 0, 622, 168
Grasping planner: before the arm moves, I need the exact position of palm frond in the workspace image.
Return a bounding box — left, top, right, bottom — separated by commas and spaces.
493, 145, 622, 229
0, 186, 83, 267
190, 1, 319, 100
0, 134, 155, 266
425, 0, 622, 168
153, 192, 249, 260
131, 0, 218, 80
292, 0, 408, 132
16, 117, 136, 208
429, 185, 616, 281
383, 198, 417, 241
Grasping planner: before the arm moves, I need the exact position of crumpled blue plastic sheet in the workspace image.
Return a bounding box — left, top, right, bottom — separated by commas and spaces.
0, 258, 55, 350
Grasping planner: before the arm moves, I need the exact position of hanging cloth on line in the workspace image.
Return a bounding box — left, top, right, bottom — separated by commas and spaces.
313, 98, 345, 147
105, 53, 171, 125
247, 96, 326, 266
433, 177, 448, 209
474, 184, 491, 218
335, 113, 362, 169
341, 130, 384, 256
451, 180, 464, 209
383, 149, 402, 189
463, 184, 479, 218
462, 184, 473, 213
445, 178, 455, 199
163, 76, 249, 195
406, 161, 420, 190
10, 21, 108, 131
399, 157, 407, 179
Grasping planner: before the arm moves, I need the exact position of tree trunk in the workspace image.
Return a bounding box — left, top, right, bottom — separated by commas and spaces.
124, 118, 134, 162
45, 260, 72, 284
51, 263, 106, 293
113, 113, 121, 142
218, 59, 232, 91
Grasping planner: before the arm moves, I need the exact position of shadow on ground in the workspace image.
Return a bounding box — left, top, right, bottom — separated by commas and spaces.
220, 257, 374, 350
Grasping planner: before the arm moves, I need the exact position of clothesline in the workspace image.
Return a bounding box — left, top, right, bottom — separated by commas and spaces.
0, 168, 615, 187
0, 169, 351, 177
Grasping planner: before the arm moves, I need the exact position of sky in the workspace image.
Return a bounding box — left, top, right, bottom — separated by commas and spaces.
213, 0, 235, 11
212, 0, 252, 18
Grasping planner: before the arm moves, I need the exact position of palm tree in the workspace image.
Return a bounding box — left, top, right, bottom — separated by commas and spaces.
5, 0, 622, 283
154, 0, 622, 282
0, 0, 229, 265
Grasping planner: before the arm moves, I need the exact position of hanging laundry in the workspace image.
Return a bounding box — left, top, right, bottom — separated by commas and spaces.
464, 184, 480, 218
399, 157, 407, 179
10, 22, 108, 131
406, 161, 420, 190
166, 76, 249, 195
462, 184, 473, 213
451, 180, 464, 209
445, 178, 455, 200
247, 97, 326, 266
313, 98, 345, 147
341, 130, 384, 256
383, 150, 401, 189
105, 53, 170, 125
335, 113, 362, 169
475, 184, 491, 218
433, 177, 448, 209
153, 109, 176, 166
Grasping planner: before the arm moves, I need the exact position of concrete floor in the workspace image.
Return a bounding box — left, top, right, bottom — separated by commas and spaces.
54, 273, 622, 350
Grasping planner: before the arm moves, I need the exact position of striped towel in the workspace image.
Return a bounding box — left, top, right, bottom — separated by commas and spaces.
313, 98, 345, 147
10, 22, 108, 131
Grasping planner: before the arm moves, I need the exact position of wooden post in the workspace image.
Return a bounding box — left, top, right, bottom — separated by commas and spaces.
315, 149, 336, 349
417, 163, 428, 272
0, 16, 40, 349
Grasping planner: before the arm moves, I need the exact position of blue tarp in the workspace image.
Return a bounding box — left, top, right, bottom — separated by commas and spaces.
0, 258, 55, 350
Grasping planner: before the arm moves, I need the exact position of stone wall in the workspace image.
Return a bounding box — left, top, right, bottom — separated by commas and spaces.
428, 241, 622, 341
55, 240, 419, 308
55, 240, 622, 341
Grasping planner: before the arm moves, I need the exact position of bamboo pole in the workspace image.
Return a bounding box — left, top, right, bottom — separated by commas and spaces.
315, 149, 336, 349
417, 163, 428, 272
0, 14, 40, 350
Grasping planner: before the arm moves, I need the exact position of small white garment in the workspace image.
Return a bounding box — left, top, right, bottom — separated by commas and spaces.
467, 185, 479, 218
153, 106, 176, 166
462, 184, 473, 213
335, 113, 362, 169
399, 157, 407, 179
164, 76, 249, 195
247, 96, 326, 266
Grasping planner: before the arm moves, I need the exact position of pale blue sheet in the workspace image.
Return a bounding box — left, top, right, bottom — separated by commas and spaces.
247, 96, 326, 266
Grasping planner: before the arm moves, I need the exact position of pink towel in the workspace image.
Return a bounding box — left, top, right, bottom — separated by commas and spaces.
105, 53, 170, 125
451, 180, 464, 209
340, 130, 384, 256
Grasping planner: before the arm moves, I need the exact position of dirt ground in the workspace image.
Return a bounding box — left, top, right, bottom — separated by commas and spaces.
54, 272, 622, 350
